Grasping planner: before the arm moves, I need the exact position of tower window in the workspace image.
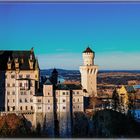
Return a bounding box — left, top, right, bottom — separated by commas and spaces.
48, 100, 50, 103
63, 106, 66, 110
31, 106, 33, 110
26, 106, 28, 110
20, 106, 22, 110
62, 92, 65, 95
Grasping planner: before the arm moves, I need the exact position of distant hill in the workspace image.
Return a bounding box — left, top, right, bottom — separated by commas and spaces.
41, 69, 140, 76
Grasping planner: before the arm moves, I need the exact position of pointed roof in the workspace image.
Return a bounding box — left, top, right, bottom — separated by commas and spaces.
44, 78, 52, 85
83, 47, 94, 53
35, 58, 39, 70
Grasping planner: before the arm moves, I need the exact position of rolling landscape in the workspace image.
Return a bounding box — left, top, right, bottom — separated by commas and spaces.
41, 69, 140, 85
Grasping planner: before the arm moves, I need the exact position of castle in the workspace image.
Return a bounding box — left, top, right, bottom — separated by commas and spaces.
0, 47, 98, 137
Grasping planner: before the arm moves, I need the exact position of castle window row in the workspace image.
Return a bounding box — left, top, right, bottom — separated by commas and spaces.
7, 99, 15, 103
73, 98, 80, 102
7, 91, 15, 95
37, 99, 41, 103
6, 83, 16, 87
20, 91, 33, 95
73, 91, 80, 95
62, 92, 69, 95
19, 98, 33, 103
6, 74, 32, 79
20, 106, 33, 111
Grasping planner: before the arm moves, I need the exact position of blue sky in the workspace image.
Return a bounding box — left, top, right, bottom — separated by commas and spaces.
0, 2, 140, 70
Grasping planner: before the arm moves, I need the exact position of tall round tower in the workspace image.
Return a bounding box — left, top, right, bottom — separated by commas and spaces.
83, 47, 94, 66
80, 46, 98, 97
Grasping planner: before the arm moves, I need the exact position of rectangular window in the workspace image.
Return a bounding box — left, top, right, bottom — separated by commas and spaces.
19, 75, 23, 79
19, 83, 22, 87
31, 106, 33, 110
38, 107, 41, 109
7, 91, 10, 95
63, 99, 65, 102
77, 91, 79, 94
26, 106, 28, 110
78, 99, 79, 102
26, 75, 30, 78
20, 106, 22, 110
25, 99, 27, 102
13, 106, 15, 111
7, 83, 10, 87
62, 92, 65, 95
48, 100, 50, 103
20, 99, 22, 103
38, 99, 41, 103
12, 83, 15, 87
13, 99, 15, 103
11, 75, 15, 78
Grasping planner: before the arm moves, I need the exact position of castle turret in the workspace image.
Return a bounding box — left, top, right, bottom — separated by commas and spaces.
80, 46, 98, 97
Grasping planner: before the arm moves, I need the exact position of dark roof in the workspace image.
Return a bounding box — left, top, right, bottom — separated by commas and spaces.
56, 84, 82, 90
0, 49, 39, 70
83, 47, 94, 53
44, 78, 52, 85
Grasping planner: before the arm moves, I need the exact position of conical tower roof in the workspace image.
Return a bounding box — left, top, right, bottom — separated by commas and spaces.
83, 47, 94, 53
